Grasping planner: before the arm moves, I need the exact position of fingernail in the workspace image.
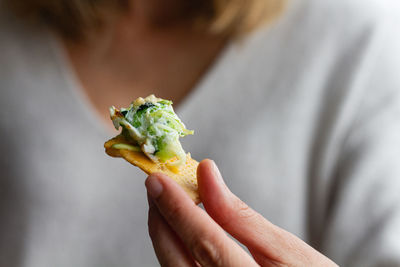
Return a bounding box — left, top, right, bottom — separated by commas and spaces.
145, 175, 163, 199
210, 160, 225, 185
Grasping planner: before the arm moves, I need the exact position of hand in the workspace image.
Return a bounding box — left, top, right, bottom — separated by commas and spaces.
145, 159, 338, 267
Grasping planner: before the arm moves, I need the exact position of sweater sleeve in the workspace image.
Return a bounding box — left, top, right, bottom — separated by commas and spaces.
320, 6, 400, 266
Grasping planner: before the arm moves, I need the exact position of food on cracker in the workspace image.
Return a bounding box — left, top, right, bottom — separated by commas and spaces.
109, 95, 194, 168
105, 95, 199, 203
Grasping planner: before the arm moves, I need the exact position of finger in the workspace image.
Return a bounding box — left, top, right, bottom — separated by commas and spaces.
197, 159, 274, 250
145, 173, 258, 267
147, 196, 196, 267
198, 159, 337, 266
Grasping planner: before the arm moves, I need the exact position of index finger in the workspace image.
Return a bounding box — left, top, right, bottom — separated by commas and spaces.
145, 173, 257, 267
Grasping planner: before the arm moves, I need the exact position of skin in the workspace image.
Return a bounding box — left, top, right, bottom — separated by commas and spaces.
65, 0, 226, 128
146, 160, 339, 266
66, 1, 338, 264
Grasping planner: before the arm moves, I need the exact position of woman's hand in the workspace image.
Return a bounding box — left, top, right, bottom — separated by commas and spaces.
145, 159, 338, 266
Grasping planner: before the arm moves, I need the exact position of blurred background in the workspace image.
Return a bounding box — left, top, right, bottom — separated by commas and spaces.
1, 0, 399, 266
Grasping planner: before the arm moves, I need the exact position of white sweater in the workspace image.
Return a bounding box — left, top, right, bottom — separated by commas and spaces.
1, 0, 399, 266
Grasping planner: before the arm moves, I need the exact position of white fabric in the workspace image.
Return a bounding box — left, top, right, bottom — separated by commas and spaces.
1, 0, 400, 266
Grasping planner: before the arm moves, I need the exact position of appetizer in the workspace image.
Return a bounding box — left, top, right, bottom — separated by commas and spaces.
104, 95, 200, 203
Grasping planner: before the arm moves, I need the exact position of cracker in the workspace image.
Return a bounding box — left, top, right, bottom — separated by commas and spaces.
104, 135, 200, 203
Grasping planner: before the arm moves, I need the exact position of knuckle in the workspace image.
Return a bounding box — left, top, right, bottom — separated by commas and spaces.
220, 198, 258, 229
235, 198, 256, 220
190, 237, 223, 267
164, 202, 185, 223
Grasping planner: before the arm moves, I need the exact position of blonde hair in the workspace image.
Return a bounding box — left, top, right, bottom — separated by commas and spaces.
206, 0, 286, 37
7, 0, 286, 39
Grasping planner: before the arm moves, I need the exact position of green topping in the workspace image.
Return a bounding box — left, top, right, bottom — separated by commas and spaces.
109, 95, 193, 167
111, 143, 141, 152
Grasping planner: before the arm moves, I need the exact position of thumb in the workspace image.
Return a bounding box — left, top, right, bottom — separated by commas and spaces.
197, 159, 276, 251
197, 160, 331, 266
197, 159, 251, 228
